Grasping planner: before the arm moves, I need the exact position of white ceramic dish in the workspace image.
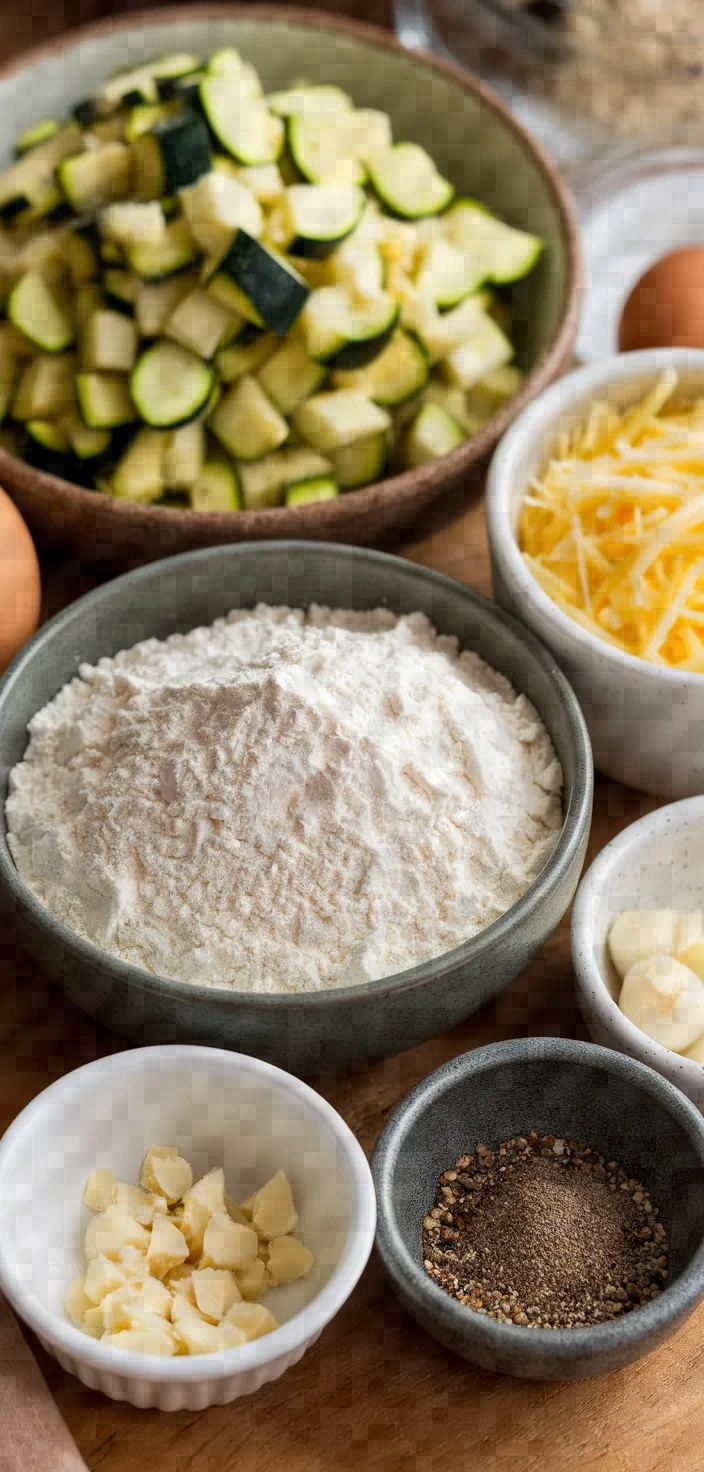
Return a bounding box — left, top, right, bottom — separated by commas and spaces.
572, 798, 704, 1110
485, 348, 704, 797
0, 1045, 376, 1410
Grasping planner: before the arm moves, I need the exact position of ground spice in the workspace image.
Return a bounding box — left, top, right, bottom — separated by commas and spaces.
422, 1133, 670, 1329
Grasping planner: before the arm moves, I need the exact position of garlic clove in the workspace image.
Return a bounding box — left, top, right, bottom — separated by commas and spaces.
608, 910, 682, 979
619, 954, 704, 1051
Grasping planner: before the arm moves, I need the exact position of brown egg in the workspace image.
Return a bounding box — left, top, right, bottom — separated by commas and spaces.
0, 487, 41, 673
619, 247, 704, 352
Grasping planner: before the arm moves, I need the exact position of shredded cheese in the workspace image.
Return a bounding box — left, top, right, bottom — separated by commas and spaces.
518, 373, 704, 668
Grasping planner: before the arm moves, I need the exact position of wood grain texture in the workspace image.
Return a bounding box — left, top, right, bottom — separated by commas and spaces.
2, 488, 696, 1472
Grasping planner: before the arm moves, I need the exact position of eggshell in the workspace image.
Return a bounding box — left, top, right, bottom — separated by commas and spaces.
619, 247, 704, 352
0, 486, 40, 672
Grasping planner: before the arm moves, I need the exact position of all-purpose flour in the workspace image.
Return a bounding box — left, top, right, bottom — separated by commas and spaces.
6, 605, 563, 993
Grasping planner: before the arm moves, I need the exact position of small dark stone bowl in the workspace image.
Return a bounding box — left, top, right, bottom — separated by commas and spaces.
372, 1037, 704, 1379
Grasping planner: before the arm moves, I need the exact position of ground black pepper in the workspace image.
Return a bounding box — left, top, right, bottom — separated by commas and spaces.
422, 1133, 670, 1329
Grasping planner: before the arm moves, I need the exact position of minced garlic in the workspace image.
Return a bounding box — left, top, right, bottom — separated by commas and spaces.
519, 370, 704, 669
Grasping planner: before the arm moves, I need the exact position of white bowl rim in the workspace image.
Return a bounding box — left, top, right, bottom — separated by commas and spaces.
486, 346, 704, 686
571, 796, 704, 1083
0, 1044, 377, 1381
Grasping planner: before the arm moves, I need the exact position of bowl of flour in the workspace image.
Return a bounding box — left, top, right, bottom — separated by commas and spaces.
0, 543, 592, 1072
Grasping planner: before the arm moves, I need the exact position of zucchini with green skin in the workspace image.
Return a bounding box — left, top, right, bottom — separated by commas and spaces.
81, 308, 139, 373
163, 420, 205, 488
206, 231, 309, 335
441, 313, 513, 390
8, 273, 75, 353
130, 340, 215, 428
444, 200, 543, 285
267, 85, 353, 118
237, 446, 332, 510
125, 216, 197, 281
123, 102, 180, 143
214, 332, 276, 383
368, 143, 454, 220
165, 286, 242, 358
199, 77, 283, 165
294, 388, 390, 453
63, 411, 112, 461
103, 269, 140, 314
131, 112, 212, 197
210, 373, 288, 460
14, 119, 60, 156
331, 430, 388, 489
11, 354, 76, 421
285, 473, 338, 506
189, 459, 241, 511
58, 143, 130, 214
414, 238, 481, 309
76, 372, 137, 429
403, 400, 465, 467
111, 427, 165, 502
136, 273, 196, 336
25, 418, 72, 475
280, 184, 366, 259
180, 172, 262, 255
300, 285, 398, 369
287, 111, 365, 187
333, 328, 428, 407
257, 336, 326, 415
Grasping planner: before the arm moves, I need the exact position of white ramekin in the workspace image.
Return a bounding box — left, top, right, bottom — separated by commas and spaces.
0, 1045, 376, 1409
485, 348, 704, 798
572, 797, 704, 1109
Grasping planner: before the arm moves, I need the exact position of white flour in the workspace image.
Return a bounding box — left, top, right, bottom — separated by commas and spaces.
6, 605, 563, 993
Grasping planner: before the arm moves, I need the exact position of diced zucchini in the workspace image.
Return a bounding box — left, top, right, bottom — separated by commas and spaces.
101, 201, 166, 250
333, 328, 428, 407
74, 281, 104, 327
62, 411, 112, 461
267, 85, 353, 118
125, 216, 197, 280
103, 269, 140, 314
14, 118, 60, 156
214, 332, 276, 383
210, 374, 288, 460
112, 427, 165, 502
300, 285, 398, 369
0, 194, 30, 224
0, 121, 83, 218
331, 430, 388, 489
12, 353, 76, 421
287, 111, 365, 187
62, 227, 101, 286
349, 110, 393, 166
156, 70, 206, 105
200, 77, 284, 165
165, 286, 241, 358
130, 112, 212, 197
414, 238, 481, 309
294, 389, 390, 453
208, 50, 263, 93
329, 236, 384, 297
229, 162, 283, 204
368, 143, 454, 219
181, 172, 262, 256
152, 53, 201, 88
123, 102, 179, 143
285, 472, 338, 506
81, 309, 138, 373
101, 240, 125, 266
136, 272, 195, 336
76, 372, 136, 429
189, 459, 241, 512
8, 273, 75, 353
98, 65, 159, 113
257, 335, 326, 415
57, 143, 131, 213
441, 314, 513, 390
400, 286, 489, 363
403, 400, 465, 467
25, 417, 72, 474
0, 331, 18, 422
237, 446, 332, 510
280, 184, 365, 259
206, 232, 308, 334
445, 200, 543, 284
130, 340, 215, 427
162, 420, 205, 488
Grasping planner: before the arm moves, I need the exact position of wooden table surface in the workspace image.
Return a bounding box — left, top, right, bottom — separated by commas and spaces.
1, 3, 703, 1467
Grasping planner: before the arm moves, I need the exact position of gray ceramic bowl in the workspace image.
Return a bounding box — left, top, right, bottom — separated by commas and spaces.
373, 1036, 704, 1379
0, 544, 592, 1073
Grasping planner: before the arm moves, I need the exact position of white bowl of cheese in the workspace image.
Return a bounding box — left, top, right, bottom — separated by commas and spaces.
486, 348, 704, 797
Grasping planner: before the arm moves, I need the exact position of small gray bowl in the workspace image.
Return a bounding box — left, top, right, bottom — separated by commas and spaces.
0, 544, 592, 1074
372, 1037, 704, 1379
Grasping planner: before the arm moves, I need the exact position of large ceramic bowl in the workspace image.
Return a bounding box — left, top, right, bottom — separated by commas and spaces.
0, 1045, 376, 1409
0, 5, 579, 564
0, 542, 592, 1073
572, 798, 704, 1111
486, 349, 704, 797
373, 1037, 704, 1380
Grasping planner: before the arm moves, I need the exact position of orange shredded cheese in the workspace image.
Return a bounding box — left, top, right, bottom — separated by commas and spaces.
518, 371, 704, 669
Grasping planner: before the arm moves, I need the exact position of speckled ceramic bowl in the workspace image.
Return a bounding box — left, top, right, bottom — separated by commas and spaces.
0, 542, 592, 1074
572, 798, 704, 1111
373, 1037, 704, 1379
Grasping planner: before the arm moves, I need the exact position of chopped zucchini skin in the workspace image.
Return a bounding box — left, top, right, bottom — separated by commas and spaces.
0, 46, 537, 505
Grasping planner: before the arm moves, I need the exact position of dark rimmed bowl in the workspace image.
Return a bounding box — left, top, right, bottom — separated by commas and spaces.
0, 542, 592, 1073
0, 4, 579, 563
372, 1037, 704, 1379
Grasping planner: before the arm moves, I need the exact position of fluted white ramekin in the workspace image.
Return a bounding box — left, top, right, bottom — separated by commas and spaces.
0, 1045, 376, 1410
